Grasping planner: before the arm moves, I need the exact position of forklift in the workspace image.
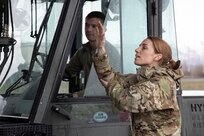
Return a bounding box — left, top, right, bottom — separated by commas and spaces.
0, 0, 203, 135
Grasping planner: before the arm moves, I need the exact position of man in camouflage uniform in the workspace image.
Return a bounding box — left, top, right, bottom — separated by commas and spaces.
92, 22, 184, 136
65, 11, 120, 92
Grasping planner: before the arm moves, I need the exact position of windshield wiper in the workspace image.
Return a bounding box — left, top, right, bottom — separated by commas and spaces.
24, 0, 54, 82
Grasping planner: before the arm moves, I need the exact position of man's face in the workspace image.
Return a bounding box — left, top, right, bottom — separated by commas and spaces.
85, 18, 102, 42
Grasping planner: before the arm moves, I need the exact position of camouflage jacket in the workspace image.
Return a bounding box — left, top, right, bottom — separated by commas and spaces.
93, 53, 184, 136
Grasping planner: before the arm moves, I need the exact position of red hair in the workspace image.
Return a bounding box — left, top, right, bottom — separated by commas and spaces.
147, 36, 180, 70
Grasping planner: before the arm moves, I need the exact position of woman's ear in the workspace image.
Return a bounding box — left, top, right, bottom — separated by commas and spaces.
154, 54, 162, 61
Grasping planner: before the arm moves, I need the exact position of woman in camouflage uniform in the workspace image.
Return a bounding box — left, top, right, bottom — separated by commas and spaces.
92, 22, 184, 136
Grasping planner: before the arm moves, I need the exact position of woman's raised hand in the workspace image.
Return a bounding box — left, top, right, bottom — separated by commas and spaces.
95, 21, 106, 55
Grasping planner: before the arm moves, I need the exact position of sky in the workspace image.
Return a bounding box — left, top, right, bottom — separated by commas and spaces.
174, 0, 204, 40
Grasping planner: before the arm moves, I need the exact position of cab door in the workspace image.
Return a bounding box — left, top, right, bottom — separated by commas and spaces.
42, 0, 149, 136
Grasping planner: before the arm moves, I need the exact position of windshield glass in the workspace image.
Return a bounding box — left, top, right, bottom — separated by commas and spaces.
0, 0, 64, 118
60, 0, 148, 97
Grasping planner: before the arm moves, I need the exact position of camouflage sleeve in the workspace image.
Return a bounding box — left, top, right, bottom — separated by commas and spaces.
92, 53, 113, 79
93, 53, 176, 113
108, 77, 177, 113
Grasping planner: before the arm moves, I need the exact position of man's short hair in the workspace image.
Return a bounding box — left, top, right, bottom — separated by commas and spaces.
85, 11, 105, 24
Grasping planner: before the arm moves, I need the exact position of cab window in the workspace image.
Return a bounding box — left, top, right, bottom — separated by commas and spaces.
57, 0, 147, 124
59, 0, 148, 98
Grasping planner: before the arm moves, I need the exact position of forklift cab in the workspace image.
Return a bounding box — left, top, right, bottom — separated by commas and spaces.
0, 0, 179, 136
